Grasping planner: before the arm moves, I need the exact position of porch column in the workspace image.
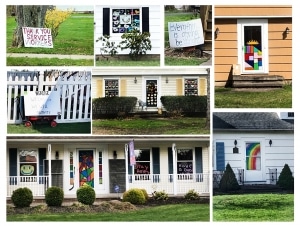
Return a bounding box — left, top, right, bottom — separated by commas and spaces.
124, 144, 129, 191
48, 144, 52, 187
172, 143, 177, 195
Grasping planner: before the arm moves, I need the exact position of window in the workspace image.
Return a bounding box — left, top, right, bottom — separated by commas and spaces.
99, 151, 103, 184
105, 79, 119, 97
184, 79, 198, 96
134, 149, 150, 180
19, 150, 37, 182
246, 142, 261, 170
177, 149, 193, 179
112, 8, 140, 33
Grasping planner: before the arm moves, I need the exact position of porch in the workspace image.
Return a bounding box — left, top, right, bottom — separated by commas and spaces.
7, 173, 210, 198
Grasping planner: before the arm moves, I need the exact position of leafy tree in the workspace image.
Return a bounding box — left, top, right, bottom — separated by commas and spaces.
219, 163, 240, 192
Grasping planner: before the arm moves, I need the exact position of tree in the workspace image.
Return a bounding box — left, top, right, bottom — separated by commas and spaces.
277, 164, 294, 190
12, 5, 51, 47
219, 163, 240, 192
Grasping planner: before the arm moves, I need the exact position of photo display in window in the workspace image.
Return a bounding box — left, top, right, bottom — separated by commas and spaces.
112, 8, 140, 33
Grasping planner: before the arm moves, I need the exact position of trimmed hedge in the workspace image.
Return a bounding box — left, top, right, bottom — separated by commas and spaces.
160, 96, 207, 116
11, 187, 33, 208
92, 96, 137, 119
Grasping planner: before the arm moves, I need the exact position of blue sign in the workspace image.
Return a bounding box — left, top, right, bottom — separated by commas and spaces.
114, 185, 120, 193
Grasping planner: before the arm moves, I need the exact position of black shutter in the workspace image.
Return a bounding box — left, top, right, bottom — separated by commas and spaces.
168, 147, 173, 174
195, 147, 203, 173
9, 148, 18, 176
142, 7, 149, 33
38, 148, 46, 176
216, 142, 225, 171
103, 8, 110, 35
152, 147, 160, 174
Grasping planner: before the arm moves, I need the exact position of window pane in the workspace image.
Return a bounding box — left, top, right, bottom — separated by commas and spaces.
112, 8, 140, 33
177, 162, 193, 174
105, 80, 119, 97
177, 149, 193, 161
184, 79, 198, 96
135, 149, 150, 161
135, 162, 150, 174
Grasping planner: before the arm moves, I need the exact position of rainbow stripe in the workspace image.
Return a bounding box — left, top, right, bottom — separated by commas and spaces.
246, 143, 261, 170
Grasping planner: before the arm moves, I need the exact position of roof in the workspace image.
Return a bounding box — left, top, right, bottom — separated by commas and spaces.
213, 112, 294, 131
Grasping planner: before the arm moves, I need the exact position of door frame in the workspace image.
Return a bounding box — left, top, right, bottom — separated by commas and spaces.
237, 19, 269, 74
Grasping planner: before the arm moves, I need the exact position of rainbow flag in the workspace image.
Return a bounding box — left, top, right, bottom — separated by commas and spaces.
246, 143, 261, 170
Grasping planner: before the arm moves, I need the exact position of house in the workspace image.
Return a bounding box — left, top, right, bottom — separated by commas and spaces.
92, 67, 209, 113
94, 5, 161, 58
214, 5, 292, 87
6, 135, 210, 199
212, 112, 294, 187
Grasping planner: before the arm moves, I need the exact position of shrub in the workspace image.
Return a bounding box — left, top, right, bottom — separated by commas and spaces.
152, 190, 168, 201
96, 35, 120, 58
140, 188, 149, 200
122, 188, 146, 204
184, 189, 200, 200
120, 29, 152, 60
11, 187, 33, 208
277, 164, 294, 190
76, 184, 96, 205
219, 163, 240, 192
45, 186, 64, 207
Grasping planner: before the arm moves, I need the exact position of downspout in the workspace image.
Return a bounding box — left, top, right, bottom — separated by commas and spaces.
172, 143, 177, 195
48, 144, 52, 187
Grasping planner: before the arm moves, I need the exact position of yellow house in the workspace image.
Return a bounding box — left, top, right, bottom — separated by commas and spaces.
214, 5, 292, 87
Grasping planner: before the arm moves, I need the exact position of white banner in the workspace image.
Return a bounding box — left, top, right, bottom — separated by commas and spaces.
22, 27, 53, 48
24, 91, 61, 116
168, 19, 204, 48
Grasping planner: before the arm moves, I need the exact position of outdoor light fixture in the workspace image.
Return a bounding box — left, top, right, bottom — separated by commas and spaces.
166, 77, 168, 83
269, 139, 272, 147
113, 150, 117, 159
215, 27, 220, 37
285, 27, 290, 34
134, 77, 137, 83
234, 140, 237, 147
55, 151, 59, 160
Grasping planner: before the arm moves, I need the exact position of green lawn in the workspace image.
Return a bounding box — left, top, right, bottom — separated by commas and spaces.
213, 193, 294, 221
93, 117, 209, 135
6, 13, 94, 66
96, 58, 160, 66
7, 203, 209, 221
7, 122, 91, 134
214, 85, 292, 108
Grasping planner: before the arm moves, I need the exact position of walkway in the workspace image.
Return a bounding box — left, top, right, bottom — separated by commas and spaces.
7, 53, 94, 60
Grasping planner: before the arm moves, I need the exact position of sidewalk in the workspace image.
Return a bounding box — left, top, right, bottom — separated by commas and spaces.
7, 53, 94, 60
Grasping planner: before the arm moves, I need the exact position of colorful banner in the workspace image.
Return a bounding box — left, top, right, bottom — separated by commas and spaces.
129, 140, 136, 166
246, 142, 261, 170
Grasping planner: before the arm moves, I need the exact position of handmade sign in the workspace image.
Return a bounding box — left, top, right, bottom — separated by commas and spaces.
168, 19, 204, 48
24, 91, 60, 116
22, 27, 53, 48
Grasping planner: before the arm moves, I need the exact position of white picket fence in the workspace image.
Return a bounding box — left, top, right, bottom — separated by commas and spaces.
7, 70, 91, 124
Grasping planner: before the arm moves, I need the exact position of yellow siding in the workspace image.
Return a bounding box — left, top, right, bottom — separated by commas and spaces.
176, 79, 183, 95
96, 80, 103, 97
120, 79, 127, 96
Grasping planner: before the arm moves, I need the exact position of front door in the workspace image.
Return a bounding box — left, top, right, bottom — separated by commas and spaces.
146, 80, 158, 107
245, 142, 263, 182
238, 19, 268, 74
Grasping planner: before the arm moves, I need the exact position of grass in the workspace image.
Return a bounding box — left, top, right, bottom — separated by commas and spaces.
96, 57, 160, 66
93, 117, 209, 135
7, 57, 94, 66
7, 203, 209, 221
214, 85, 292, 108
6, 13, 94, 66
7, 122, 91, 134
213, 193, 294, 221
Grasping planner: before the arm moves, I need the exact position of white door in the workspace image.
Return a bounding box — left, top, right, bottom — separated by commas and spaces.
238, 19, 268, 74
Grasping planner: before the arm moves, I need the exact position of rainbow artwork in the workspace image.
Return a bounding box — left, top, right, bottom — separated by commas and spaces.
246, 142, 261, 170
244, 43, 262, 70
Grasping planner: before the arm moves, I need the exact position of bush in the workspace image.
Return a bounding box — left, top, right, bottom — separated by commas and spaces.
277, 164, 294, 190
122, 188, 146, 204
219, 163, 240, 192
140, 188, 149, 200
184, 189, 200, 200
92, 96, 137, 119
11, 187, 33, 208
152, 190, 168, 201
76, 185, 96, 205
45, 186, 64, 206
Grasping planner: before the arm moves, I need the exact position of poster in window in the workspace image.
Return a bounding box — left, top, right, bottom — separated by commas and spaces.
20, 163, 37, 176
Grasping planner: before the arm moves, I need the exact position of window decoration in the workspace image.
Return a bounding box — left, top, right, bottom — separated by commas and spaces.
69, 152, 74, 190
146, 80, 157, 107
99, 151, 103, 184
134, 149, 150, 180
79, 150, 94, 187
244, 26, 262, 70
246, 142, 261, 170
112, 8, 140, 33
177, 149, 193, 174
19, 150, 37, 177
184, 79, 198, 96
105, 79, 119, 97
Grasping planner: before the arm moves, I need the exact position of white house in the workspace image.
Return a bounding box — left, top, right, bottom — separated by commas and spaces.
212, 112, 294, 187
94, 5, 161, 56
6, 135, 210, 199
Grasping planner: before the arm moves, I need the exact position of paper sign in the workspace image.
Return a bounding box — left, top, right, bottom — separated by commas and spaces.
22, 27, 53, 48
168, 19, 204, 48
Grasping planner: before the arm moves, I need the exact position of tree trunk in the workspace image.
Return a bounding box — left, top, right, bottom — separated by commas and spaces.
205, 68, 210, 129
12, 5, 49, 47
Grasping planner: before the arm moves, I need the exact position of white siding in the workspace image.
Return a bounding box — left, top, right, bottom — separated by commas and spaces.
94, 5, 161, 55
